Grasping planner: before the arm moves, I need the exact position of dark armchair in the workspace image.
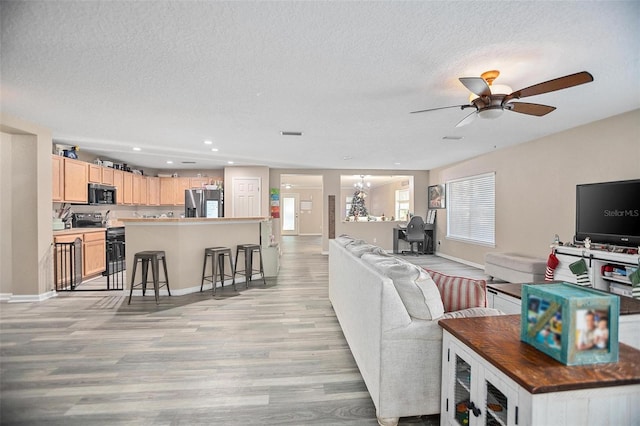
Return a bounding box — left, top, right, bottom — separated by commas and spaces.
402, 215, 426, 255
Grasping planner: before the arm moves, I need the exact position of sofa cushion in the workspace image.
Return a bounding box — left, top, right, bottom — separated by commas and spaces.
423, 268, 487, 312
334, 234, 356, 247
364, 254, 444, 320
347, 242, 383, 258
442, 307, 503, 319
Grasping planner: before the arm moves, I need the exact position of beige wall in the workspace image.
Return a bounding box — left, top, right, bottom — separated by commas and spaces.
430, 109, 640, 267
1, 114, 54, 299
0, 132, 13, 296
296, 188, 323, 235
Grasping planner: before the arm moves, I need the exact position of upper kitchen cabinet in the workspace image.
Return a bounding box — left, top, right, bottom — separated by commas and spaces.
147, 177, 160, 206
63, 157, 88, 203
101, 167, 114, 185
123, 172, 133, 204
52, 155, 63, 202
190, 177, 211, 189
88, 164, 102, 183
113, 170, 124, 204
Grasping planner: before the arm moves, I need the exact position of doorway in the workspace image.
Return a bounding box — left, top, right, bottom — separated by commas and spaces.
281, 193, 299, 235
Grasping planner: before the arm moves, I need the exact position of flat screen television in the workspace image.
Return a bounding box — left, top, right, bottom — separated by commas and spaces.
575, 179, 640, 247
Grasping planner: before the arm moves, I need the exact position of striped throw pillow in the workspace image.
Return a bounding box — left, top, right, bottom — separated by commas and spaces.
423, 268, 487, 312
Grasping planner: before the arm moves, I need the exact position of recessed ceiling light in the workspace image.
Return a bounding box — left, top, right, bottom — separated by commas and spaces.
227, 161, 234, 164
132, 147, 141, 151
343, 156, 353, 161
281, 131, 303, 136
394, 162, 401, 165
203, 140, 213, 145
211, 148, 219, 152
166, 160, 173, 164
442, 136, 464, 140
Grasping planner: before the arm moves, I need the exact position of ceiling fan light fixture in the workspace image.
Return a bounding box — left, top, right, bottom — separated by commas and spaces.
477, 106, 504, 119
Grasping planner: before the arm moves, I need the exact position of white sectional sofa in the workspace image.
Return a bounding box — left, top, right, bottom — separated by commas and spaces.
329, 236, 502, 426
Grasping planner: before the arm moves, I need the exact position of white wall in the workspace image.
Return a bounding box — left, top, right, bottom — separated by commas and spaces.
430, 109, 640, 266
0, 132, 13, 297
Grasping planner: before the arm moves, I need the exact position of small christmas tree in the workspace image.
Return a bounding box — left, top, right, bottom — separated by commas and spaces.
349, 189, 368, 218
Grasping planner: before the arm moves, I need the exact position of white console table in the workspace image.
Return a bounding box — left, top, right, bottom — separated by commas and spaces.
439, 315, 640, 426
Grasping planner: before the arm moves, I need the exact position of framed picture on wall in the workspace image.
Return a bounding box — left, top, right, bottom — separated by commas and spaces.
428, 184, 446, 209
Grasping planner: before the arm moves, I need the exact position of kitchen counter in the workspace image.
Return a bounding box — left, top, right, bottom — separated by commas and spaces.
123, 217, 272, 295
53, 228, 106, 236
119, 217, 267, 224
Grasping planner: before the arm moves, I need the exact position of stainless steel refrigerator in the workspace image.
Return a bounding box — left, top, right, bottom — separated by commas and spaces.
185, 189, 223, 218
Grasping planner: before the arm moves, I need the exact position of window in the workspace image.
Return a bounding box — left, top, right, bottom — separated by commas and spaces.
447, 172, 495, 246
395, 189, 410, 221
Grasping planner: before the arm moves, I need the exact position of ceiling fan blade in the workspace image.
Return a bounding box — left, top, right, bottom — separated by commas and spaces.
410, 104, 471, 114
459, 77, 491, 97
507, 102, 556, 116
510, 71, 593, 99
455, 111, 477, 127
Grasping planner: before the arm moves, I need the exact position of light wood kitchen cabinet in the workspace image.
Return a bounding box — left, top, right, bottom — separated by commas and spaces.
147, 177, 160, 206
132, 174, 141, 204
160, 177, 176, 205
63, 158, 88, 203
82, 231, 106, 277
113, 170, 124, 204
88, 164, 102, 183
52, 155, 63, 202
132, 175, 147, 205
123, 172, 133, 204
139, 176, 148, 205
175, 177, 191, 205
189, 177, 211, 189
101, 167, 114, 185
53, 230, 105, 283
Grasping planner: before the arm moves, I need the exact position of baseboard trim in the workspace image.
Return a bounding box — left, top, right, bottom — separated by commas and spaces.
436, 252, 485, 270
8, 290, 58, 303
0, 293, 12, 302
129, 276, 254, 296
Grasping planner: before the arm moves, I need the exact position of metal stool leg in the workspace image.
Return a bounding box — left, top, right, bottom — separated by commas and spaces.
227, 253, 237, 290
128, 258, 139, 305
161, 255, 170, 296
141, 258, 149, 296
211, 251, 219, 295
256, 248, 266, 285
151, 257, 159, 304
200, 251, 209, 292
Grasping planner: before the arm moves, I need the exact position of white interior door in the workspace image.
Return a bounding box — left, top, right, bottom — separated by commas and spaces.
281, 193, 299, 235
233, 177, 261, 217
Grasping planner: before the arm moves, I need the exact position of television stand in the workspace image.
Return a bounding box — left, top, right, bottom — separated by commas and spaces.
553, 246, 639, 297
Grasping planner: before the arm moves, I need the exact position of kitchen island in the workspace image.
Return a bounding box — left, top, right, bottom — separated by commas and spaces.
120, 217, 271, 295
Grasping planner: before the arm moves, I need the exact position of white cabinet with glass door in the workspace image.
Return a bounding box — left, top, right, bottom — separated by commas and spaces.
442, 332, 518, 426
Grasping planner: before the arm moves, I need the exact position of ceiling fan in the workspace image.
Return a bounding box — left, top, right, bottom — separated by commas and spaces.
411, 70, 593, 127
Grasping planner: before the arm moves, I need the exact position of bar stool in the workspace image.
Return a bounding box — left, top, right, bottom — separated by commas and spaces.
234, 243, 266, 288
128, 251, 171, 304
201, 247, 236, 295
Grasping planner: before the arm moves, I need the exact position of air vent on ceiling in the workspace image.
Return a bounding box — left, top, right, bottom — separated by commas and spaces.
181, 161, 196, 164
442, 136, 464, 140
281, 131, 303, 136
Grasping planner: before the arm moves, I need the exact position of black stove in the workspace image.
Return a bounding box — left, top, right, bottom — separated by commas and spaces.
72, 213, 104, 228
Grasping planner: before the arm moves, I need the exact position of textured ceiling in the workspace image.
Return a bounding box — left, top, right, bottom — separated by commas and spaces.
2, 1, 639, 171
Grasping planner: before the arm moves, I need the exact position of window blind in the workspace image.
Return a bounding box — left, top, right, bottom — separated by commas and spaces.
446, 172, 495, 246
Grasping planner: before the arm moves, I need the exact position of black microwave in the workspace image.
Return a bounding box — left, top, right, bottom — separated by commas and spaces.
88, 183, 117, 205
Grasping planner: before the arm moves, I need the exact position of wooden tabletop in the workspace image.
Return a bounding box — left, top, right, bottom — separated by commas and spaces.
487, 282, 640, 315
439, 315, 640, 394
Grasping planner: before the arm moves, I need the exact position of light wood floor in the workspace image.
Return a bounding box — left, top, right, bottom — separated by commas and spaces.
1, 236, 486, 425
